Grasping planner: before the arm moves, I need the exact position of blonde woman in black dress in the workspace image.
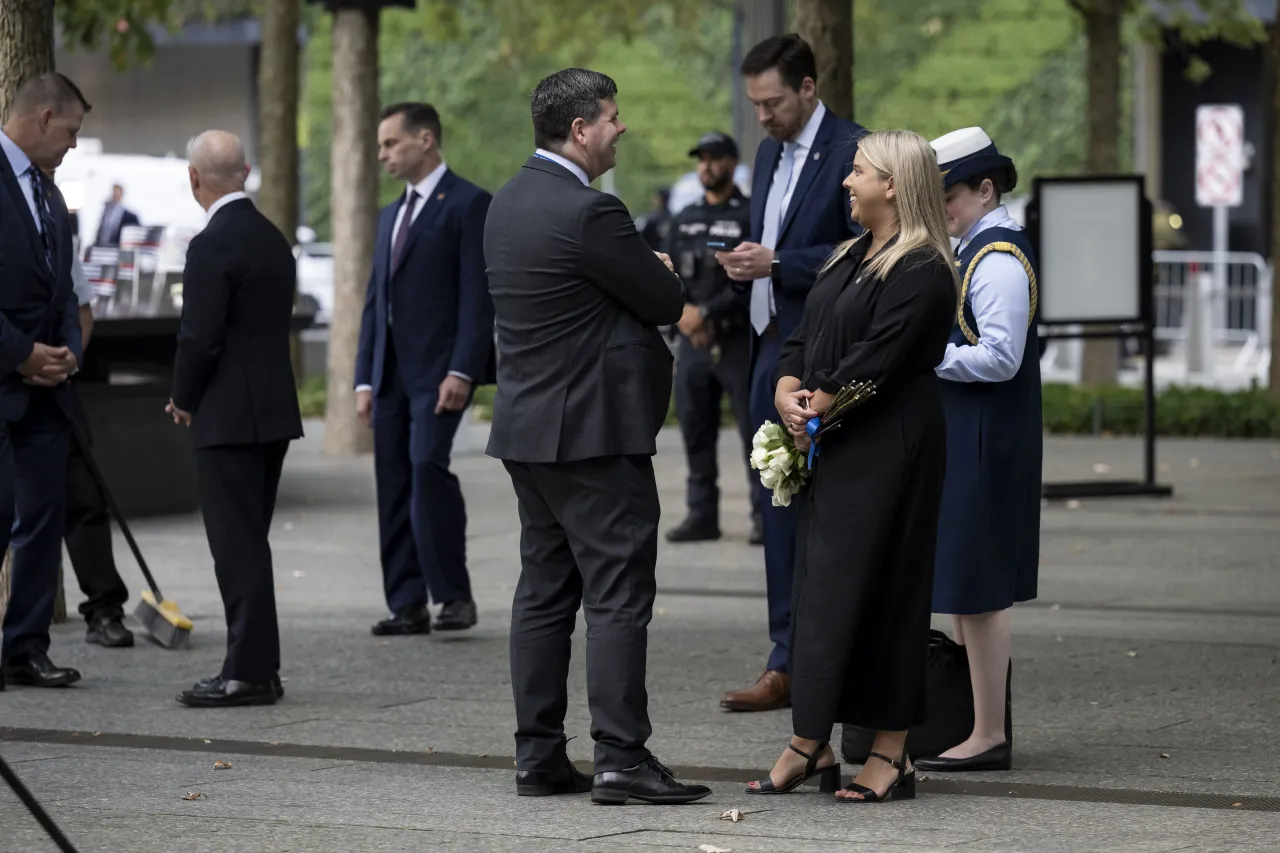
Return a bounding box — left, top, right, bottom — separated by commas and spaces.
745, 129, 958, 803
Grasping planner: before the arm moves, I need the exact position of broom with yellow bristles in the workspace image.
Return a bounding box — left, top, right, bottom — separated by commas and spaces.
69, 421, 193, 649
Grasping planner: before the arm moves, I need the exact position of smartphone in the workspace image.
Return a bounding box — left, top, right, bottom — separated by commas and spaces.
706, 239, 741, 251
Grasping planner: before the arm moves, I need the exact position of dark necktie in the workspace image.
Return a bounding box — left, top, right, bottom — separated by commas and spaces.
391, 189, 419, 268
28, 167, 56, 270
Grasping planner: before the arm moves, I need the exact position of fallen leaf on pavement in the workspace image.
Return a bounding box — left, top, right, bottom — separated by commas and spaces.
214, 760, 232, 770
1159, 753, 1170, 759
203, 739, 212, 744
698, 846, 731, 853
1126, 651, 1138, 658
1233, 802, 1242, 808
181, 792, 206, 801
719, 809, 744, 822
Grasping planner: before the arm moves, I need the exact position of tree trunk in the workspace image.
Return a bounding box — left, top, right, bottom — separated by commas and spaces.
322, 6, 378, 456
1270, 17, 1280, 398
1079, 0, 1123, 386
793, 0, 854, 120
257, 0, 303, 381
0, 0, 53, 123
0, 0, 62, 626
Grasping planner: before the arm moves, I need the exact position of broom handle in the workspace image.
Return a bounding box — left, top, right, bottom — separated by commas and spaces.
67, 417, 165, 602
0, 753, 80, 852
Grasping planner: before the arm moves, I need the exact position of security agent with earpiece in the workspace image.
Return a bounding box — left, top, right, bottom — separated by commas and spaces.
661, 131, 761, 545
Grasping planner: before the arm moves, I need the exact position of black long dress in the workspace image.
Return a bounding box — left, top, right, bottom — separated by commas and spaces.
776, 238, 957, 738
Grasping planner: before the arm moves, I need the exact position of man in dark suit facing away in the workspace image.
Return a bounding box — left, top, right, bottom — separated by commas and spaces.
355, 102, 494, 637
169, 130, 303, 708
484, 68, 711, 806
0, 73, 90, 691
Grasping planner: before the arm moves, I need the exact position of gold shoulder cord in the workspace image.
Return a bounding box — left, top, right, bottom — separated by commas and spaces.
956, 242, 1039, 346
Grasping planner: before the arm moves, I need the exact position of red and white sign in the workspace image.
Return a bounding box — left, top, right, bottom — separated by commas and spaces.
1195, 104, 1244, 208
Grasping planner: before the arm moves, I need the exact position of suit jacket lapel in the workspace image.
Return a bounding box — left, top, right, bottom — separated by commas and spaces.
0, 150, 52, 285
751, 139, 781, 241
777, 109, 837, 244
391, 170, 454, 278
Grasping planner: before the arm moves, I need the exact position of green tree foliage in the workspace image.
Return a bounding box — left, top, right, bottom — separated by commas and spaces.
54, 0, 258, 69
300, 1, 733, 238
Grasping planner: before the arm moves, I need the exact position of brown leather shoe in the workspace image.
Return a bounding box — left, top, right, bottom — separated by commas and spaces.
720, 670, 790, 712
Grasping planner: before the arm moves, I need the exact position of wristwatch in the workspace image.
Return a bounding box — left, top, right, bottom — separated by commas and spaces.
770, 258, 781, 286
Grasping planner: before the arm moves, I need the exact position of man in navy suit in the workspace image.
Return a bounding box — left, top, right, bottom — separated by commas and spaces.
0, 73, 90, 690
716, 35, 864, 713
356, 102, 494, 636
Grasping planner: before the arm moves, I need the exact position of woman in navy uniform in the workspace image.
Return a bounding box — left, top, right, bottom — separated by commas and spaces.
914, 128, 1041, 774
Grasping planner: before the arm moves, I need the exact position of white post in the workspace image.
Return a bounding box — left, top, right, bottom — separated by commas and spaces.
1210, 204, 1229, 380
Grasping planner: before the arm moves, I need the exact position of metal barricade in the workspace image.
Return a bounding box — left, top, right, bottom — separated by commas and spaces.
1151, 250, 1272, 379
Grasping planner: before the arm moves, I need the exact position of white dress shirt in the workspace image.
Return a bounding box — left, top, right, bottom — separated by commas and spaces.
206, 190, 249, 223
754, 101, 828, 320
357, 160, 471, 392
533, 148, 590, 186
935, 206, 1032, 383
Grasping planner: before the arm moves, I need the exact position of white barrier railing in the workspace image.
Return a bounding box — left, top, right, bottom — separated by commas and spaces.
1152, 250, 1271, 380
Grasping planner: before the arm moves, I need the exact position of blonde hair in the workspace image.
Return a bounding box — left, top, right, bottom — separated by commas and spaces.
823, 130, 960, 294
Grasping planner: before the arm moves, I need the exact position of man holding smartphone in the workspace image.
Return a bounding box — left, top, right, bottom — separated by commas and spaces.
662, 132, 760, 545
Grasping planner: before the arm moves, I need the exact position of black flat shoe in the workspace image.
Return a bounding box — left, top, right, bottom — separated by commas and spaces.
372, 607, 432, 636
839, 749, 915, 803
2, 652, 81, 688
516, 752, 593, 796
194, 673, 284, 700
665, 517, 721, 543
746, 741, 841, 794
914, 741, 1012, 772
434, 600, 477, 631
177, 677, 277, 707
591, 756, 712, 805
86, 614, 135, 648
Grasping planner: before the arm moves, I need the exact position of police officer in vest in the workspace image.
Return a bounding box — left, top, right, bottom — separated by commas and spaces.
664, 132, 762, 544
915, 127, 1042, 774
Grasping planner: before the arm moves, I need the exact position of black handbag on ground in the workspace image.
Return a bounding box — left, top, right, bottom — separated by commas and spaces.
841, 629, 1012, 763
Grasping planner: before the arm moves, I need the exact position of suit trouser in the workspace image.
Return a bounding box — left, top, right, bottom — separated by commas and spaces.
673, 330, 759, 523
503, 455, 658, 773
195, 440, 289, 683
748, 328, 797, 674
0, 390, 71, 661
63, 385, 129, 623
373, 340, 471, 612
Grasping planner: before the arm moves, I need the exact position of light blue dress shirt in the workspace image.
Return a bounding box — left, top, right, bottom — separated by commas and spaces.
935, 206, 1031, 384
0, 129, 44, 236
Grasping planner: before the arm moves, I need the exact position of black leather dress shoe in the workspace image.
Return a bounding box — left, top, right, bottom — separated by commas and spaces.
665, 517, 721, 543
2, 652, 81, 687
86, 614, 135, 648
914, 741, 1012, 772
177, 677, 277, 707
372, 607, 432, 636
194, 673, 284, 700
592, 756, 712, 805
516, 754, 593, 796
434, 600, 477, 631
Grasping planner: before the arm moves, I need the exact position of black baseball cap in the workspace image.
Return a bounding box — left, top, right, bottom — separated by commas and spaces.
688, 131, 738, 159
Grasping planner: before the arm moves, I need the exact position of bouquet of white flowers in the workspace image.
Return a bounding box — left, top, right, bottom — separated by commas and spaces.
749, 420, 811, 507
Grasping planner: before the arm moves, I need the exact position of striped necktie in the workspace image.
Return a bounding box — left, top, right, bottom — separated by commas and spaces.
27, 167, 56, 270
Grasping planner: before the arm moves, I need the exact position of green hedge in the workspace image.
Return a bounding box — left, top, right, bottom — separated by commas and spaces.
298, 380, 1280, 438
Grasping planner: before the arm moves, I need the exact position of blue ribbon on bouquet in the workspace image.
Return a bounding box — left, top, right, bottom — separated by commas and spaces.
805, 416, 821, 469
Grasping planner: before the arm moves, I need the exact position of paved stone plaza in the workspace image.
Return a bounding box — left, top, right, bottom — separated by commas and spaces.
1, 420, 1278, 852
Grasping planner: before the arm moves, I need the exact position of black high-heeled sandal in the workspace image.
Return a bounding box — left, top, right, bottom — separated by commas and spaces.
838, 748, 915, 803
745, 741, 842, 795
